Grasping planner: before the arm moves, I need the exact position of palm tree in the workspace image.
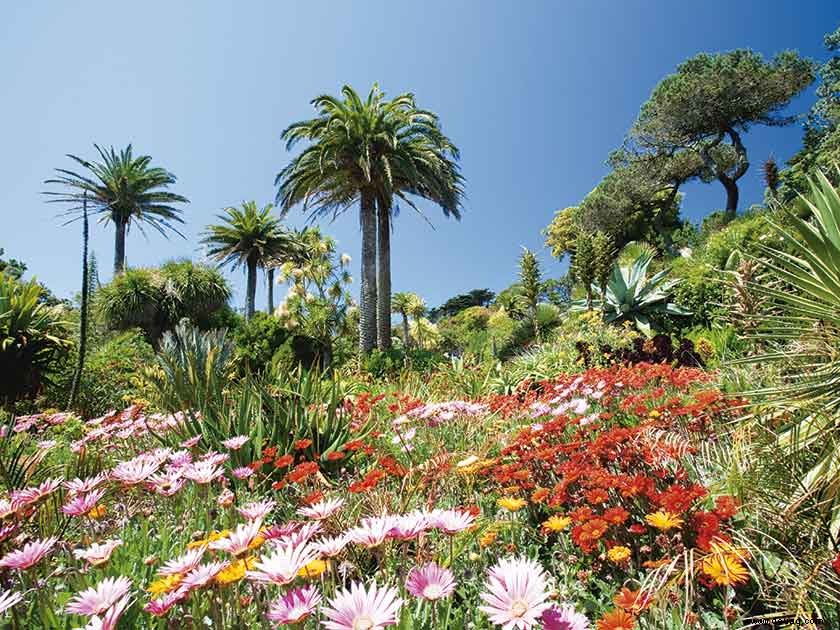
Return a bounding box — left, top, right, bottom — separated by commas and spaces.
407, 295, 427, 349
68, 192, 89, 408
201, 201, 302, 320
276, 84, 463, 354
44, 145, 188, 274
391, 292, 416, 348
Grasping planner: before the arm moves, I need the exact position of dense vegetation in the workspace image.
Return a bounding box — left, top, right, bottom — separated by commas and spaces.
3, 24, 840, 630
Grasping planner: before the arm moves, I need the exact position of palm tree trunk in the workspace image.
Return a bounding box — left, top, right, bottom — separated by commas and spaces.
359, 191, 378, 354
246, 255, 258, 321
401, 312, 410, 348
267, 268, 275, 314
377, 200, 392, 350
114, 217, 127, 274
68, 192, 89, 409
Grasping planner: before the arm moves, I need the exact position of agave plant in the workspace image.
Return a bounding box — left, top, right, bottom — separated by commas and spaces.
573, 249, 690, 336
736, 168, 840, 537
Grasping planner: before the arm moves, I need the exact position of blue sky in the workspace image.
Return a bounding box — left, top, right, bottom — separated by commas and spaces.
2, 2, 838, 311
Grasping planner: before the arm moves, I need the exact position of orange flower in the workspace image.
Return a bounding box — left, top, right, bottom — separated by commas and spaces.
342, 439, 366, 451
293, 439, 313, 451
531, 487, 550, 503
596, 608, 636, 630
274, 454, 294, 469
613, 587, 651, 613
326, 451, 345, 461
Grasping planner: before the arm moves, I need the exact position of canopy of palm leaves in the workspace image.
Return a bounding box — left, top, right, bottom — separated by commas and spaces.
275, 84, 463, 353
201, 201, 304, 320
0, 275, 71, 405
572, 248, 690, 337
44, 145, 188, 273
737, 168, 840, 536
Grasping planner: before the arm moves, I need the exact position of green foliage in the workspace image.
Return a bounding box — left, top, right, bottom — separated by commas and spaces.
95, 260, 231, 345
231, 312, 290, 373
702, 211, 775, 269
574, 248, 690, 337
570, 230, 596, 308
669, 257, 729, 329
0, 247, 26, 280
0, 275, 71, 406
518, 248, 542, 339
429, 288, 495, 321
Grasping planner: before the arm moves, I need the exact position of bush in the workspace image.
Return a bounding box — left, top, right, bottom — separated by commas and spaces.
669, 256, 729, 329
232, 312, 291, 373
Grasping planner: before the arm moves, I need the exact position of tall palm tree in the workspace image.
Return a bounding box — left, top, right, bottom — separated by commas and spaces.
276, 84, 463, 354
44, 145, 188, 274
391, 291, 416, 348
201, 201, 302, 320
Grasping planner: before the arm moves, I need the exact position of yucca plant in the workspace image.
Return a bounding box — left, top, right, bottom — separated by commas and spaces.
572, 248, 690, 337
0, 275, 71, 406
737, 168, 840, 537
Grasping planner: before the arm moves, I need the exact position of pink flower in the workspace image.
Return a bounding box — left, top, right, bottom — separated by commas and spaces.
65, 474, 107, 495
111, 457, 160, 485
388, 512, 431, 541
180, 434, 202, 448
180, 562, 226, 591
10, 477, 63, 509
262, 521, 302, 542
297, 497, 344, 521
247, 541, 319, 586
541, 605, 590, 630
62, 488, 107, 517
182, 460, 224, 485
346, 516, 396, 548
167, 450, 193, 467
322, 581, 403, 630
274, 522, 322, 547
198, 451, 230, 466
146, 471, 185, 497
315, 534, 349, 558
65, 576, 132, 617
0, 590, 23, 615
73, 539, 122, 567
221, 435, 249, 450
0, 523, 19, 544
231, 467, 254, 479
158, 547, 206, 576
209, 520, 263, 557
479, 557, 551, 629
237, 499, 276, 522
0, 537, 57, 570
144, 589, 187, 617
405, 563, 456, 601
83, 593, 131, 630
266, 585, 322, 625
430, 509, 476, 534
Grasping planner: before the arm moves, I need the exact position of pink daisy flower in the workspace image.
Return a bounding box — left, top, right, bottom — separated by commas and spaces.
73, 539, 122, 567
237, 499, 275, 522
262, 521, 302, 542
0, 590, 23, 615
322, 581, 403, 630
388, 512, 432, 541
111, 457, 160, 485
247, 541, 319, 586
479, 557, 551, 630
0, 523, 19, 544
266, 584, 322, 625
297, 497, 344, 521
198, 451, 229, 466
315, 534, 349, 558
541, 605, 590, 630
180, 434, 202, 448
405, 563, 456, 601
231, 466, 254, 479
346, 516, 396, 548
209, 520, 263, 557
221, 435, 249, 450
85, 593, 131, 630
0, 537, 57, 570
146, 471, 185, 497
62, 488, 107, 517
180, 562, 226, 591
0, 499, 16, 519
274, 521, 322, 547
64, 474, 108, 495
182, 460, 224, 485
167, 450, 193, 467
144, 589, 187, 617
10, 477, 63, 510
158, 546, 206, 576
430, 509, 476, 534
65, 576, 132, 617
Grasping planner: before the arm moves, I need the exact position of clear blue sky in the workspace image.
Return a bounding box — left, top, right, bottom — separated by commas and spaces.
2, 2, 838, 311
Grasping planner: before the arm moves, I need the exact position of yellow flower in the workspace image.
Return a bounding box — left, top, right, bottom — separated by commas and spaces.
541, 515, 572, 534
87, 505, 106, 520
216, 557, 256, 586
607, 545, 632, 563
497, 497, 527, 512
147, 574, 183, 595
298, 559, 328, 579
648, 409, 661, 418
188, 529, 231, 550
700, 551, 749, 586
644, 511, 684, 531
479, 531, 498, 548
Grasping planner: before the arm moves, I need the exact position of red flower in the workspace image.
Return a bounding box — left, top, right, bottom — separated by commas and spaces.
326, 451, 345, 461
274, 454, 294, 469
831, 553, 840, 576
714, 495, 740, 520
293, 439, 313, 451
602, 507, 629, 525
